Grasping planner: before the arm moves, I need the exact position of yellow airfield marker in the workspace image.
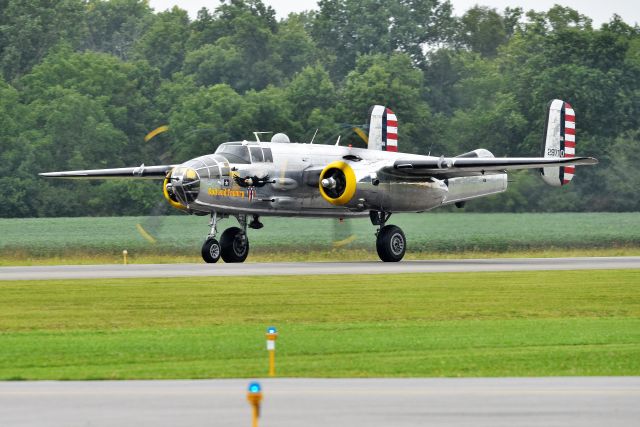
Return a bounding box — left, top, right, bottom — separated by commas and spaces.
266, 326, 278, 377
247, 382, 263, 427
122, 249, 128, 265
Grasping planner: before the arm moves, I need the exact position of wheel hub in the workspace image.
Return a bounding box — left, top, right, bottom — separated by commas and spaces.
209, 242, 220, 259
390, 233, 405, 255
233, 235, 248, 256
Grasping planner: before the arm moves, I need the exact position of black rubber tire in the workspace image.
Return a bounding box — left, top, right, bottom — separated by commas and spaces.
201, 238, 221, 263
220, 227, 250, 263
376, 225, 406, 262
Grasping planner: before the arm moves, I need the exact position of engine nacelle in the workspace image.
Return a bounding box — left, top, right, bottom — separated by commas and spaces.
318, 159, 450, 212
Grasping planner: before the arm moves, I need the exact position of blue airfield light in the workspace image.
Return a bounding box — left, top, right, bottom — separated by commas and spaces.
267, 326, 277, 334
247, 381, 263, 423
248, 382, 262, 394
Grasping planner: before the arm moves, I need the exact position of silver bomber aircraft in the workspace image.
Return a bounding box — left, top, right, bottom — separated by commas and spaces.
41, 100, 597, 263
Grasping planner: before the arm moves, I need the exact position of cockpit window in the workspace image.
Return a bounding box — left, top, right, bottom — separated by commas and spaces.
215, 144, 251, 164
249, 146, 264, 163
262, 147, 273, 162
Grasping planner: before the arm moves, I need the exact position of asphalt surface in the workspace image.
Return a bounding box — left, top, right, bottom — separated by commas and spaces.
1, 256, 639, 280
1, 377, 638, 427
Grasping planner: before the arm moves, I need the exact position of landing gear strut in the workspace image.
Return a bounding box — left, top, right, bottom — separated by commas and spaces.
202, 212, 221, 263
371, 210, 406, 262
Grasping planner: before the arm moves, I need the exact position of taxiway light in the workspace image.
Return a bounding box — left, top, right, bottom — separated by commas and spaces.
248, 382, 262, 394
247, 381, 263, 427
122, 249, 128, 265
266, 326, 278, 377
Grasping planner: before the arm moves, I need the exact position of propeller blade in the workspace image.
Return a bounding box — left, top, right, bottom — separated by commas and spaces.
144, 125, 170, 142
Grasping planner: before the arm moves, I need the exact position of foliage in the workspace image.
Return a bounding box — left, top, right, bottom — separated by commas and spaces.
0, 0, 639, 217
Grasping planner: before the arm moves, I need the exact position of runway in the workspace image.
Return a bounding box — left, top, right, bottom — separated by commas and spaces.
1, 377, 638, 427
1, 256, 639, 280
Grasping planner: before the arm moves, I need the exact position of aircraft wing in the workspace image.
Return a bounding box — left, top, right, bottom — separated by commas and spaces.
387, 156, 598, 177
39, 165, 176, 179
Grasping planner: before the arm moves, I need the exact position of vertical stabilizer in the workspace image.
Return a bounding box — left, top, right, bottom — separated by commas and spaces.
368, 105, 398, 152
541, 99, 576, 186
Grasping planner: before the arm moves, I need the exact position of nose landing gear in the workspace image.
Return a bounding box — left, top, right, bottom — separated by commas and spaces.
202, 212, 221, 263
201, 212, 250, 263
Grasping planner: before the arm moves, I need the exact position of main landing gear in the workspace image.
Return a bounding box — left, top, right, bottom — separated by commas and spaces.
370, 211, 406, 262
202, 211, 406, 264
202, 213, 251, 263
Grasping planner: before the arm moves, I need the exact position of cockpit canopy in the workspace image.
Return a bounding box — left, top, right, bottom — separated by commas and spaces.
215, 142, 273, 164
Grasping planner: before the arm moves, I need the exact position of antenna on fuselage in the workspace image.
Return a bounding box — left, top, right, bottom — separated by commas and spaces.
309, 129, 319, 144
427, 140, 435, 156
253, 132, 273, 142
335, 135, 341, 146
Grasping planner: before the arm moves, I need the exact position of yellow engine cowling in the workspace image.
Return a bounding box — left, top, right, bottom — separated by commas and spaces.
162, 169, 187, 211
319, 161, 357, 206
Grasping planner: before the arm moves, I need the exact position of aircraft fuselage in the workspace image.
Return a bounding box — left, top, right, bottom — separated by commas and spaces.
170, 141, 508, 218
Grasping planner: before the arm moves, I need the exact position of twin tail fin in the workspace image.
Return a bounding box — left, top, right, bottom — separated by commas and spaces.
541, 99, 576, 186
367, 105, 398, 152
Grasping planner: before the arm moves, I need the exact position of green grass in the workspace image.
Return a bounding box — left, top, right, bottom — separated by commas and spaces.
1, 213, 639, 264
0, 270, 638, 379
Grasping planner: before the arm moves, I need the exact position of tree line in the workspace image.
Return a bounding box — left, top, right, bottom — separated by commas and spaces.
1, 0, 639, 217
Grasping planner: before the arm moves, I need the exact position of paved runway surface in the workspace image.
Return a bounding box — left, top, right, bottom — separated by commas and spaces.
1, 377, 638, 427
1, 256, 639, 280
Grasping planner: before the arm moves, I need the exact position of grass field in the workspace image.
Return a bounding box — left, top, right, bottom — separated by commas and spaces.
1, 213, 639, 264
1, 270, 638, 379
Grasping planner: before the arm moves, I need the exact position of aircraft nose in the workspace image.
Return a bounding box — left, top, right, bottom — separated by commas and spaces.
321, 177, 337, 189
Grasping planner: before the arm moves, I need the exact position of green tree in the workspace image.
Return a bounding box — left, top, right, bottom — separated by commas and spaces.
457, 6, 522, 58
340, 53, 431, 153
182, 0, 286, 91
167, 84, 248, 160
17, 88, 132, 216
182, 39, 244, 88
287, 65, 336, 124
0, 77, 30, 217
270, 14, 319, 81
83, 0, 153, 59
602, 131, 640, 211
133, 7, 190, 78
312, 0, 454, 78
0, 0, 86, 80
19, 48, 162, 158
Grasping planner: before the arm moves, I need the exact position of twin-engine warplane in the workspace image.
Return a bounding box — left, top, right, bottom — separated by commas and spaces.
41, 100, 597, 262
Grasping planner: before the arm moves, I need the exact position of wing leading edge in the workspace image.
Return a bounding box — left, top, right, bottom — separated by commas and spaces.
390, 156, 597, 177
39, 164, 175, 179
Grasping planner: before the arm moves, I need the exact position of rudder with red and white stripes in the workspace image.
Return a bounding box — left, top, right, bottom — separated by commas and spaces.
541, 99, 576, 186
368, 105, 398, 152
